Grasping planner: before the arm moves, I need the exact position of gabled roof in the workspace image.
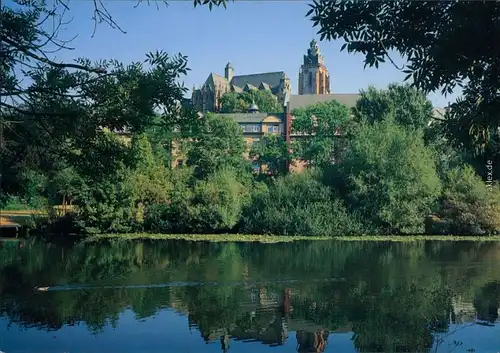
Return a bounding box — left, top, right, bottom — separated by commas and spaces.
231, 85, 243, 93
288, 94, 360, 111
231, 71, 286, 90
205, 72, 229, 89
259, 82, 271, 90
244, 83, 257, 91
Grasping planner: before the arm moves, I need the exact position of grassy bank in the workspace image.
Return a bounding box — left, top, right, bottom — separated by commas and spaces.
85, 233, 500, 243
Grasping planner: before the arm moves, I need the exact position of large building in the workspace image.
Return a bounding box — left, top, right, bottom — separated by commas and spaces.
298, 39, 331, 95
191, 63, 291, 113
183, 40, 446, 174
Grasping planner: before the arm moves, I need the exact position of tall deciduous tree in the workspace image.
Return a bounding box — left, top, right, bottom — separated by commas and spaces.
1, 52, 191, 184
291, 99, 350, 167
355, 84, 434, 131
337, 120, 441, 234
186, 113, 249, 179
306, 1, 500, 167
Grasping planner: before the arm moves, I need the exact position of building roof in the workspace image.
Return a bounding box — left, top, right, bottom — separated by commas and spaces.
231, 84, 243, 93
288, 94, 360, 111
259, 82, 271, 90
202, 72, 228, 91
218, 112, 283, 124
248, 102, 260, 113
231, 71, 286, 90
244, 83, 257, 91
433, 107, 447, 119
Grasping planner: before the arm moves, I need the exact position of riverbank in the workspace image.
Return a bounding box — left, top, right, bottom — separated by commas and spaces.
85, 233, 500, 243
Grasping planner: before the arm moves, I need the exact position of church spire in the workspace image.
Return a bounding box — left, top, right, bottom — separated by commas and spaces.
298, 39, 330, 95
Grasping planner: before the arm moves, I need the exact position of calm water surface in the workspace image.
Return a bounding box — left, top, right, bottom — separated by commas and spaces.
0, 239, 499, 353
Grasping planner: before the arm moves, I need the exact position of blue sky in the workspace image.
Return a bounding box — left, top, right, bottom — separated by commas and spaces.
32, 1, 458, 107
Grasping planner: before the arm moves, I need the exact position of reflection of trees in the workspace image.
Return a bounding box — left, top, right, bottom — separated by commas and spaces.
473, 280, 500, 323
0, 240, 499, 352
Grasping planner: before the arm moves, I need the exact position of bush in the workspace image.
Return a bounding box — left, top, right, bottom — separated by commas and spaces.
429, 165, 500, 235
0, 195, 33, 210
74, 178, 139, 234
188, 169, 250, 232
144, 168, 249, 234
336, 120, 441, 234
241, 170, 361, 236
0, 194, 47, 211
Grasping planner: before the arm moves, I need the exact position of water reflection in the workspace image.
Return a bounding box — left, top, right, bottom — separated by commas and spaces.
0, 239, 499, 352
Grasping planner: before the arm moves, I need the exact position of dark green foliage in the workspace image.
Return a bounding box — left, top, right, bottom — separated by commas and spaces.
291, 99, 350, 167
355, 84, 433, 131
241, 170, 361, 236
186, 113, 250, 179
45, 167, 82, 206
307, 1, 500, 170
144, 169, 249, 234
428, 165, 500, 235
249, 134, 290, 177
336, 120, 441, 234
73, 177, 139, 234
1, 0, 496, 238
220, 90, 281, 113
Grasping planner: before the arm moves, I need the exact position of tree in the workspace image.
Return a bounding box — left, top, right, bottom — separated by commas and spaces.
219, 90, 282, 113
1, 50, 191, 181
249, 134, 290, 176
355, 84, 434, 131
219, 92, 249, 113
240, 170, 361, 236
1, 0, 228, 107
187, 169, 250, 233
430, 165, 500, 235
336, 120, 441, 234
186, 113, 249, 179
307, 1, 500, 164
291, 99, 350, 167
0, 0, 221, 182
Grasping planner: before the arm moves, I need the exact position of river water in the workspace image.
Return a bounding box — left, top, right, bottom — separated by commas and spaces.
0, 239, 499, 353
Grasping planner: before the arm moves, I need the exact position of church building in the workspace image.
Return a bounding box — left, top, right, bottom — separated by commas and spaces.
298, 39, 331, 95
191, 63, 291, 113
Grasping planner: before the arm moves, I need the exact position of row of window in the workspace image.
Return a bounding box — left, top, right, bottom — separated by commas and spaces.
240, 124, 280, 133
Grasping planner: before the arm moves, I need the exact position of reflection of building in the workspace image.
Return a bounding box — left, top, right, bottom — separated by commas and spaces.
182, 286, 354, 352
298, 40, 331, 95
296, 330, 329, 353
192, 63, 291, 113
451, 297, 477, 323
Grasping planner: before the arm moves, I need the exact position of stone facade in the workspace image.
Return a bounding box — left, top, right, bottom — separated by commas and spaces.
192, 62, 291, 113
298, 40, 331, 95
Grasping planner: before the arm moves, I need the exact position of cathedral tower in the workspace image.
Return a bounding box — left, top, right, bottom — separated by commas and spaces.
298, 39, 330, 95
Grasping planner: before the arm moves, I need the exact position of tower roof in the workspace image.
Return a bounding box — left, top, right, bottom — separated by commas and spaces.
248, 102, 260, 113
225, 61, 233, 69
303, 39, 324, 66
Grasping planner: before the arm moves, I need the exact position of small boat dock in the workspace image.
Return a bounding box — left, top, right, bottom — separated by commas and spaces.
0, 216, 23, 237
